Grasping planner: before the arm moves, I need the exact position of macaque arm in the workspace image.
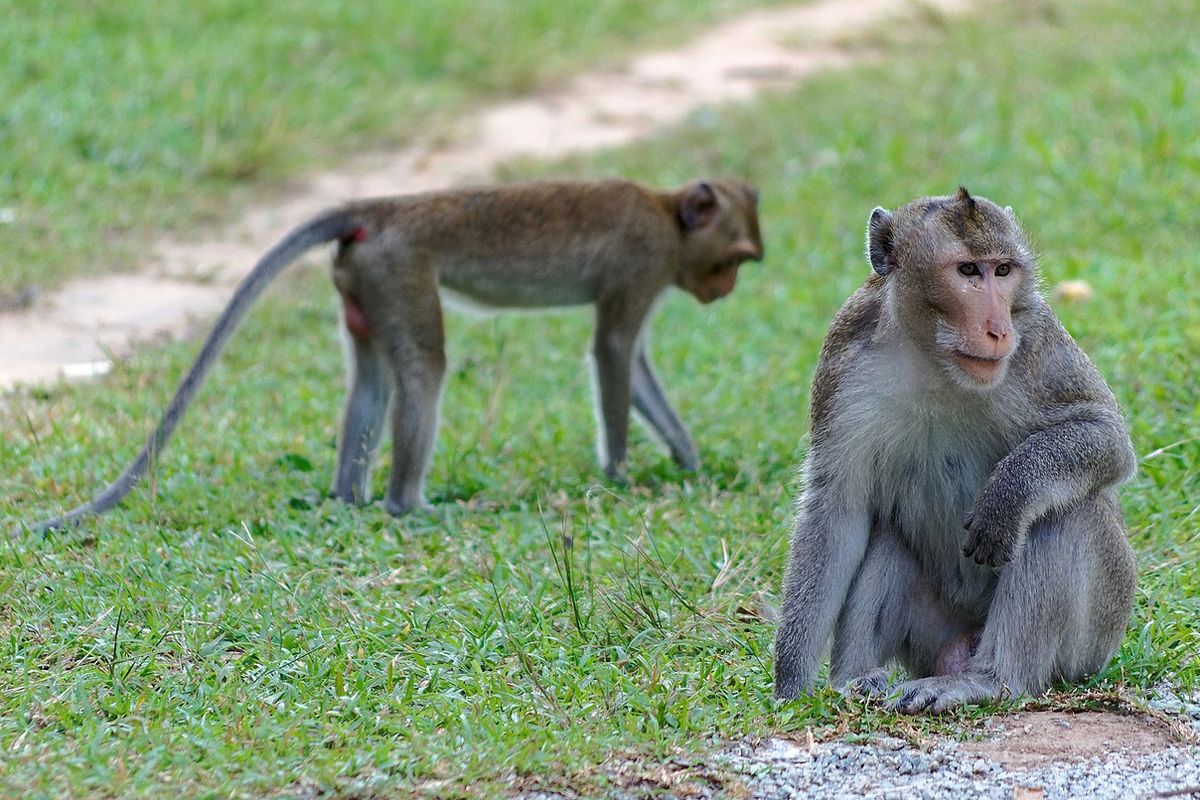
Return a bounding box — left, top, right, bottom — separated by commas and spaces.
774, 467, 870, 699
631, 346, 699, 471
965, 404, 1135, 566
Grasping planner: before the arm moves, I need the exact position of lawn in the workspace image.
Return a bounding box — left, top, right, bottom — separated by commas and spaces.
0, 0, 777, 295
2, 0, 1198, 797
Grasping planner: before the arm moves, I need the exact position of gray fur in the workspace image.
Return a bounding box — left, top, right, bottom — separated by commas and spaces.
332, 335, 392, 506
774, 191, 1136, 712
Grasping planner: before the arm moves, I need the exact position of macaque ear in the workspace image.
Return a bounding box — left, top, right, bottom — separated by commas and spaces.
867, 207, 896, 276
680, 181, 718, 230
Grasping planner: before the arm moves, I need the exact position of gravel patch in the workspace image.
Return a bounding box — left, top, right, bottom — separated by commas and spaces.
722, 729, 1200, 800
1150, 687, 1200, 737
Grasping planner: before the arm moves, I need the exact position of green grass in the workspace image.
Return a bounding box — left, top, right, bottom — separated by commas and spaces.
3, 0, 1199, 796
0, 0, 776, 296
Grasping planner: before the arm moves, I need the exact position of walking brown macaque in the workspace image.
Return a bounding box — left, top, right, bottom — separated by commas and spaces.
773, 188, 1136, 713
35, 178, 763, 531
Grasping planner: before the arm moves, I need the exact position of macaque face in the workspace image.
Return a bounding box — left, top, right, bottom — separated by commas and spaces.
875, 189, 1036, 390
930, 255, 1023, 385
676, 179, 763, 304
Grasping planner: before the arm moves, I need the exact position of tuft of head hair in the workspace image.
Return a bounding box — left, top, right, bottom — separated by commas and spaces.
954, 186, 977, 216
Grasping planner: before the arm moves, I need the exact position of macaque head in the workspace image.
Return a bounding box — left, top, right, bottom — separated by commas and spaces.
867, 187, 1039, 390
675, 179, 764, 304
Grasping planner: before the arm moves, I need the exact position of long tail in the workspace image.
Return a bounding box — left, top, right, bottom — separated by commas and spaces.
36, 209, 363, 532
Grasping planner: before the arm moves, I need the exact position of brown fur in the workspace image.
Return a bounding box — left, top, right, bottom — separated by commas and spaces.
36, 178, 763, 529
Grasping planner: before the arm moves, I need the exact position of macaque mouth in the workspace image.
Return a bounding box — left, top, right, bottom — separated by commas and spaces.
698, 263, 740, 304
950, 348, 1007, 381
951, 349, 1004, 365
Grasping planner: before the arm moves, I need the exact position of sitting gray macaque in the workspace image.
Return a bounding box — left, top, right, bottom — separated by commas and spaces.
773, 188, 1136, 712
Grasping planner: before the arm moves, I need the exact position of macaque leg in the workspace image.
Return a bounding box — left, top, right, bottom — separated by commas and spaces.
774, 496, 870, 699
830, 532, 973, 694
892, 495, 1135, 713
593, 297, 649, 481
332, 333, 392, 505
829, 533, 917, 692
631, 345, 699, 471
381, 287, 447, 516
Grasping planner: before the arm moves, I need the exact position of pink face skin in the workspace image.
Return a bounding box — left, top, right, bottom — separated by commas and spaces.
939, 257, 1020, 385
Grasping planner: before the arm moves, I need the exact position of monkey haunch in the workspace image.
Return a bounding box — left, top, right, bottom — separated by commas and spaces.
774, 188, 1136, 713
36, 178, 762, 530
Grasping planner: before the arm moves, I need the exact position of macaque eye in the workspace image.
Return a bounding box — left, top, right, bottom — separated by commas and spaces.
995, 263, 1012, 277
957, 262, 981, 277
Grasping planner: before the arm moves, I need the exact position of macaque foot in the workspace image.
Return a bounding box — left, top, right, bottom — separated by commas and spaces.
839, 668, 893, 698
888, 674, 1001, 714
384, 496, 435, 517
604, 461, 630, 485
673, 449, 701, 473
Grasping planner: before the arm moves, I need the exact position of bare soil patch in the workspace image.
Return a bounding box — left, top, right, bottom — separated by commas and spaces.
961, 710, 1183, 769
0, 0, 970, 389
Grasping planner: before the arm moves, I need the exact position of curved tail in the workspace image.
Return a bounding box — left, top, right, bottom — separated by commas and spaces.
36, 209, 363, 532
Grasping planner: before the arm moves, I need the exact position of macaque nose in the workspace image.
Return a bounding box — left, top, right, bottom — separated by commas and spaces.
731, 240, 763, 262
985, 317, 1013, 356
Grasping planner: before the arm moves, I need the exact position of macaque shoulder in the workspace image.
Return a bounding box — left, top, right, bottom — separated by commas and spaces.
810, 280, 884, 432
1009, 302, 1122, 419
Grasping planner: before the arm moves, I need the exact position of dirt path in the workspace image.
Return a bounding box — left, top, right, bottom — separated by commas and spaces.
0, 0, 974, 389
